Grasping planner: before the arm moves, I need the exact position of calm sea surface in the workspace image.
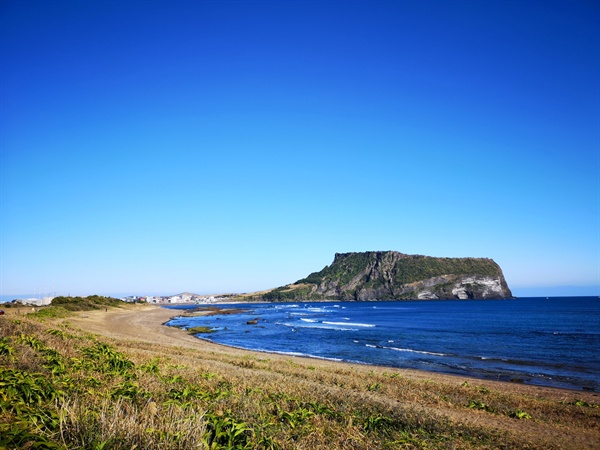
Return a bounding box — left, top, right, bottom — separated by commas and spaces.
165, 297, 600, 391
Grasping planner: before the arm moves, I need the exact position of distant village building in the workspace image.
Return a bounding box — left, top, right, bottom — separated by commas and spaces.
2, 293, 229, 308
117, 293, 229, 305
13, 296, 54, 306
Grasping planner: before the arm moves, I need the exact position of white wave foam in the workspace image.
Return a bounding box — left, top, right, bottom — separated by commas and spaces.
264, 350, 343, 362
364, 344, 446, 357
388, 346, 447, 356
202, 344, 344, 363
279, 322, 356, 331
323, 321, 375, 328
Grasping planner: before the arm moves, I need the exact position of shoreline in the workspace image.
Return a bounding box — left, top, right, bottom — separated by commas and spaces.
59, 304, 598, 402
165, 302, 599, 394
6, 303, 599, 449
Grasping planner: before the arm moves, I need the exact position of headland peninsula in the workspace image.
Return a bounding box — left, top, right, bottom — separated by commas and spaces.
236, 251, 513, 302
1, 299, 598, 449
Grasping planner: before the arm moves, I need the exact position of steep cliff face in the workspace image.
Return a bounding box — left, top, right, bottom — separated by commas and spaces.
262, 251, 512, 301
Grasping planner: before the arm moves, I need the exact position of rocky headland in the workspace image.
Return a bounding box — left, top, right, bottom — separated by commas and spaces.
251, 251, 512, 301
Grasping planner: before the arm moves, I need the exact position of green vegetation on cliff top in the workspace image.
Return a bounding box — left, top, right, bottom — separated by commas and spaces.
298, 252, 501, 287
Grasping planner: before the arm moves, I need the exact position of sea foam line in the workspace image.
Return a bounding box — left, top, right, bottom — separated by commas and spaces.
365, 344, 446, 357
388, 347, 447, 356
262, 350, 344, 362
323, 321, 375, 328
278, 322, 357, 331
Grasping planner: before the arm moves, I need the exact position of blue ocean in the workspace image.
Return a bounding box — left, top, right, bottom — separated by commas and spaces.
165, 297, 600, 392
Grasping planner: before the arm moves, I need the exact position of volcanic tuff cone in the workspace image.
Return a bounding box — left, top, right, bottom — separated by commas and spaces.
258, 251, 512, 301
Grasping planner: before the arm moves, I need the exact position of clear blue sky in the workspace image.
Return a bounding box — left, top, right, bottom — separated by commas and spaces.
1, 0, 599, 299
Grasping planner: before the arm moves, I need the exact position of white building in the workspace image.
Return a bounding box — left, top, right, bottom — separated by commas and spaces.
15, 296, 54, 306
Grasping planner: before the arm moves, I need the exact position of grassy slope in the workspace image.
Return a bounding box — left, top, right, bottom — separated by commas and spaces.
1, 305, 599, 449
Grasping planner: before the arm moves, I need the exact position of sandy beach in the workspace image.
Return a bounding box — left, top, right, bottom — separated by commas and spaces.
1, 303, 592, 449
62, 304, 598, 398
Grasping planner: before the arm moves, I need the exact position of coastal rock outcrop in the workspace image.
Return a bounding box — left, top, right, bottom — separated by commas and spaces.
258, 251, 512, 301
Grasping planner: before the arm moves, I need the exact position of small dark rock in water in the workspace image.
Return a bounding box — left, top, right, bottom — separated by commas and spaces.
246, 319, 259, 325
